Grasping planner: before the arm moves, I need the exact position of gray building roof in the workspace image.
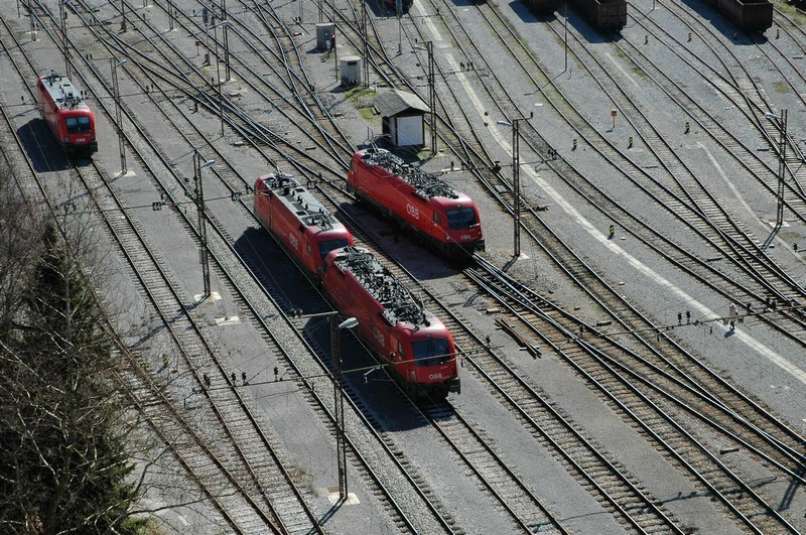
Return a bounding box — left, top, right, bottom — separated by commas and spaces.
374, 89, 430, 117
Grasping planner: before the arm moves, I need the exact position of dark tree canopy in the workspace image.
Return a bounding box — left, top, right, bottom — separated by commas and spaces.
1, 203, 144, 534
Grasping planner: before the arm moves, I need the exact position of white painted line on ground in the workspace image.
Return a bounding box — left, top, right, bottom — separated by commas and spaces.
411, 15, 806, 385
194, 291, 222, 303
215, 315, 240, 326
698, 142, 804, 265
326, 491, 360, 505
605, 52, 639, 88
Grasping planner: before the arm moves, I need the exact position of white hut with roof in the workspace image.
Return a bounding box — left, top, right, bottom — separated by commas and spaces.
374, 89, 430, 147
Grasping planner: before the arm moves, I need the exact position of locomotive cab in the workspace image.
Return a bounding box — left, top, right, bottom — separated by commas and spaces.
348, 148, 485, 259
36, 73, 97, 155
394, 320, 460, 398
431, 198, 484, 255
316, 235, 351, 263
61, 111, 95, 150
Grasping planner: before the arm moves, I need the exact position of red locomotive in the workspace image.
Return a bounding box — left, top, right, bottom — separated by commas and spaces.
35, 72, 97, 155
322, 246, 460, 399
347, 148, 484, 257
254, 173, 354, 276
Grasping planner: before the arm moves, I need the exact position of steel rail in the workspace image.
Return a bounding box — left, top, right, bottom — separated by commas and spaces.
750, 35, 806, 108
657, 0, 806, 199
532, 10, 805, 299
470, 0, 806, 302
94, 17, 680, 528
417, 0, 806, 350
301, 188, 682, 534
25, 4, 454, 531
467, 258, 806, 469
154, 0, 354, 158
629, 2, 806, 204
42, 5, 800, 535
0, 46, 283, 535
200, 0, 806, 480
87, 11, 574, 530
101, 0, 348, 170
772, 6, 806, 55
0, 13, 330, 533
246, 0, 806, 492
464, 265, 800, 534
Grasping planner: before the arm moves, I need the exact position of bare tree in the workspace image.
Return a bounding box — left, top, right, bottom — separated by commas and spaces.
0, 162, 145, 535
0, 160, 45, 337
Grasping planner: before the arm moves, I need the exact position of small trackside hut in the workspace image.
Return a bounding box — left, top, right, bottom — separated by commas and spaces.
374, 89, 430, 148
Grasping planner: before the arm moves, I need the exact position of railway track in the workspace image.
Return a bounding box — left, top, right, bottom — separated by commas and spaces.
407, 0, 806, 354
103, 0, 348, 170
533, 7, 805, 302
61, 4, 696, 532
0, 18, 329, 535
629, 2, 806, 212
301, 187, 685, 534
7, 0, 806, 532
252, 3, 806, 532
368, 1, 806, 532
5, 6, 458, 533
467, 257, 805, 533
659, 0, 806, 190
66, 7, 579, 530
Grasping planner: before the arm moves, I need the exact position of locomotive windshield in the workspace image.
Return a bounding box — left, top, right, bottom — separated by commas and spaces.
411, 337, 452, 367
65, 116, 91, 133
446, 207, 477, 229
319, 238, 349, 260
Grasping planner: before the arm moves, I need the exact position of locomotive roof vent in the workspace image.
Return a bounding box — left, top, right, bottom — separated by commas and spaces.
265, 172, 335, 230
334, 247, 428, 328
363, 148, 458, 200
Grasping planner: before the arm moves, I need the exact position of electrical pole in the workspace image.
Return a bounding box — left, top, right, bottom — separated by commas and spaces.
428, 40, 436, 154
111, 58, 127, 175
214, 21, 225, 136
512, 119, 520, 258
222, 0, 231, 81
30, 4, 37, 41
397, 0, 402, 56
510, 112, 533, 259
204, 14, 213, 67
168, 0, 175, 30
120, 0, 127, 32
762, 109, 788, 251
333, 33, 339, 80
60, 0, 71, 78
330, 315, 358, 503
563, 0, 568, 73
194, 152, 212, 299
362, 0, 369, 88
